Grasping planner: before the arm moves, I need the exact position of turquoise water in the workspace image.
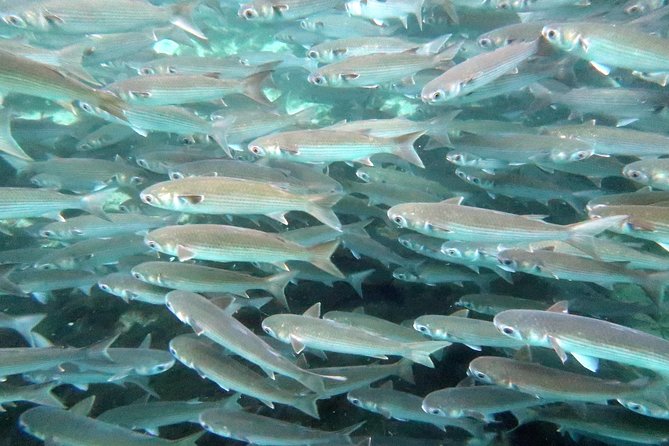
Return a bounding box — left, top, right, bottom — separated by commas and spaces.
0, 1, 669, 445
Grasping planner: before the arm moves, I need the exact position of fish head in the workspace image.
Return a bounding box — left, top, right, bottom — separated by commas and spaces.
135, 352, 176, 376
355, 167, 373, 183
496, 249, 543, 274
421, 84, 454, 105
238, 0, 276, 21
386, 203, 421, 230
392, 267, 418, 282
622, 163, 651, 185
447, 151, 477, 167
260, 315, 290, 342
397, 235, 421, 251
493, 310, 544, 345
412, 317, 436, 337
143, 230, 169, 255
139, 182, 179, 210
420, 395, 447, 417
440, 243, 464, 259
467, 360, 494, 384
542, 24, 581, 52
549, 146, 595, 163
347, 389, 377, 412
618, 399, 669, 418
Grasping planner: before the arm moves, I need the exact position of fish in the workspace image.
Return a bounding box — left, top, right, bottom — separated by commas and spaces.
165, 290, 343, 394
139, 176, 342, 229
262, 302, 450, 367
0, 186, 114, 221
623, 159, 669, 190
144, 224, 343, 278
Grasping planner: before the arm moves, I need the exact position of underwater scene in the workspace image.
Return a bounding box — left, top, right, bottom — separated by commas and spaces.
3, 0, 669, 445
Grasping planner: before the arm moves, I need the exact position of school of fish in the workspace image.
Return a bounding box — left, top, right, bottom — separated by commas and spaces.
2, 0, 669, 445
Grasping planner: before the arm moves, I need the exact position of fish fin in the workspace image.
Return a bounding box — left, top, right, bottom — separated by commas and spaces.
441, 196, 464, 205
390, 131, 425, 168
170, 3, 207, 40
571, 352, 599, 372
266, 211, 289, 225
265, 270, 297, 310
548, 336, 568, 363
396, 358, 415, 385
176, 245, 195, 262
260, 399, 275, 409
303, 302, 321, 318
271, 261, 291, 271
405, 341, 450, 368
0, 110, 32, 161
294, 394, 321, 419
642, 270, 669, 308
177, 195, 204, 205
79, 187, 118, 221
308, 240, 344, 278
345, 269, 374, 299
417, 34, 451, 56
209, 116, 235, 158
306, 193, 343, 230
173, 431, 204, 446
546, 301, 569, 313
27, 383, 65, 408
69, 395, 95, 416
290, 335, 306, 354
10, 313, 47, 346
240, 71, 273, 106
589, 61, 611, 76
260, 367, 276, 380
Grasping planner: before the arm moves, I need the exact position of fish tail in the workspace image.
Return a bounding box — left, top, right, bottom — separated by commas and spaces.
174, 431, 205, 446
425, 110, 461, 149
0, 264, 27, 297
240, 71, 273, 106
79, 187, 117, 221
170, 3, 207, 40
643, 271, 669, 308
391, 131, 426, 168
209, 115, 236, 158
413, 0, 426, 30
56, 44, 100, 86
344, 268, 374, 298
568, 215, 627, 236
300, 373, 327, 394
335, 420, 366, 438
308, 240, 344, 278
0, 110, 33, 162
27, 382, 65, 408
293, 394, 321, 419
290, 105, 319, 126
404, 341, 450, 368
264, 270, 298, 310
305, 193, 343, 229
11, 313, 46, 347
395, 358, 415, 385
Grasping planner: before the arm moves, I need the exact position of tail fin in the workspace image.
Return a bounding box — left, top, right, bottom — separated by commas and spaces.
240, 71, 273, 106
170, 3, 207, 40
79, 187, 118, 221
292, 394, 321, 419
642, 271, 669, 308
416, 34, 453, 56
290, 106, 319, 126
308, 240, 344, 278
390, 131, 426, 168
568, 215, 627, 236
264, 270, 297, 309
345, 269, 374, 299
174, 432, 205, 446
404, 341, 451, 368
209, 116, 236, 158
56, 44, 100, 86
0, 110, 33, 161
394, 358, 415, 385
10, 313, 46, 347
24, 382, 65, 408
413, 0, 425, 30
305, 193, 343, 230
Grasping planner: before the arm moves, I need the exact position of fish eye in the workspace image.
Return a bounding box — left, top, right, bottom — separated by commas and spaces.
130, 176, 144, 186
571, 150, 590, 161
533, 264, 543, 272
39, 263, 56, 270
449, 153, 463, 163
307, 50, 319, 59
357, 172, 370, 182
455, 170, 467, 180
626, 170, 643, 180
249, 145, 265, 156
141, 193, 156, 204
98, 283, 111, 292
500, 258, 513, 266
309, 74, 326, 86
625, 5, 642, 14
444, 248, 459, 257
262, 326, 273, 335
77, 142, 92, 151
139, 67, 155, 75
180, 135, 196, 145
392, 215, 406, 226
169, 172, 185, 180
132, 271, 143, 280
152, 364, 168, 373
240, 7, 258, 19
544, 28, 559, 41
78, 102, 95, 114
40, 230, 55, 238
429, 89, 445, 101
626, 402, 642, 411
501, 326, 515, 336
429, 408, 443, 416
4, 15, 26, 28
349, 398, 361, 406
478, 37, 492, 48
474, 371, 488, 381
415, 324, 429, 333
146, 240, 158, 249
167, 66, 177, 74
136, 159, 150, 169
470, 176, 481, 185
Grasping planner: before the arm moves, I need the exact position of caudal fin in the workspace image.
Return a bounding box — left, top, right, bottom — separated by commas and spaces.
308, 240, 344, 278
264, 270, 297, 309
292, 394, 321, 419
404, 341, 451, 368
170, 3, 207, 40
394, 358, 415, 385
306, 193, 343, 230
10, 313, 46, 347
25, 382, 65, 408
391, 131, 426, 168
79, 187, 119, 221
642, 271, 669, 308
345, 269, 374, 299
0, 110, 33, 161
241, 71, 273, 106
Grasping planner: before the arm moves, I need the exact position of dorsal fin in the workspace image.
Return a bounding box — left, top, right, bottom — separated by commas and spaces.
547, 300, 569, 313
69, 396, 96, 416
303, 302, 321, 318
